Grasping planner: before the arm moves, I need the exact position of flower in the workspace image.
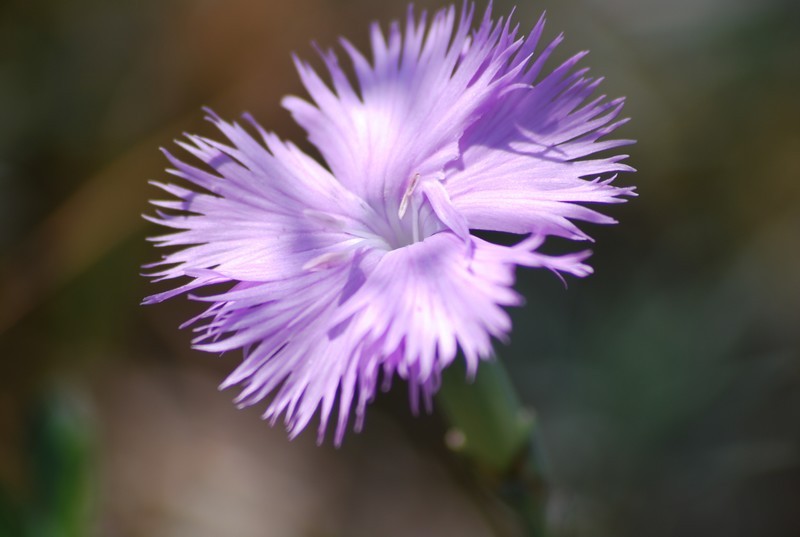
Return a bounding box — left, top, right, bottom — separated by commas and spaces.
143, 3, 635, 445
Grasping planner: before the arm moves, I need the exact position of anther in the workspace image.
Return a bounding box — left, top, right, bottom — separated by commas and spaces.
398, 173, 421, 219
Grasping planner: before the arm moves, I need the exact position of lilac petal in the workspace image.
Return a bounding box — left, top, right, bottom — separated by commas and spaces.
445, 49, 636, 238
144, 112, 381, 287
283, 4, 534, 221
330, 231, 590, 393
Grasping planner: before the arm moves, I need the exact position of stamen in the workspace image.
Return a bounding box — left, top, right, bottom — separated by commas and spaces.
398, 173, 421, 219
412, 200, 420, 243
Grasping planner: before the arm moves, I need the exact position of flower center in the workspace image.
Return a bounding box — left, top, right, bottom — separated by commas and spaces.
302, 174, 451, 272
379, 174, 452, 251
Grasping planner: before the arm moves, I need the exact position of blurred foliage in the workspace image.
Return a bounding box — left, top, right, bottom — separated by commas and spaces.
0, 390, 93, 537
26, 390, 94, 537
1, 0, 798, 536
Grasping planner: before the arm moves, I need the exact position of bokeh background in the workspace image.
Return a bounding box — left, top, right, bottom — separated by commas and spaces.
1, 0, 799, 535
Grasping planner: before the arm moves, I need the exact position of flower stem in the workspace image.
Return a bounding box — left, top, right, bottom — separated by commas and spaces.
437, 358, 548, 537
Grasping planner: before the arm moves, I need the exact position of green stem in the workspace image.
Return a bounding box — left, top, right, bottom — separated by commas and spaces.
436, 358, 548, 537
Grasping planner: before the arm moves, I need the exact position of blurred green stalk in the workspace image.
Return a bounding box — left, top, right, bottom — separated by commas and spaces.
437, 359, 548, 537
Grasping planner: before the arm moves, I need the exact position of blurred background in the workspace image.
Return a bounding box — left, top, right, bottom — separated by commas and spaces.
1, 0, 799, 535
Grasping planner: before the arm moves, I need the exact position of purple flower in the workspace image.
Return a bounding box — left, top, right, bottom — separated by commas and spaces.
144, 3, 635, 445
